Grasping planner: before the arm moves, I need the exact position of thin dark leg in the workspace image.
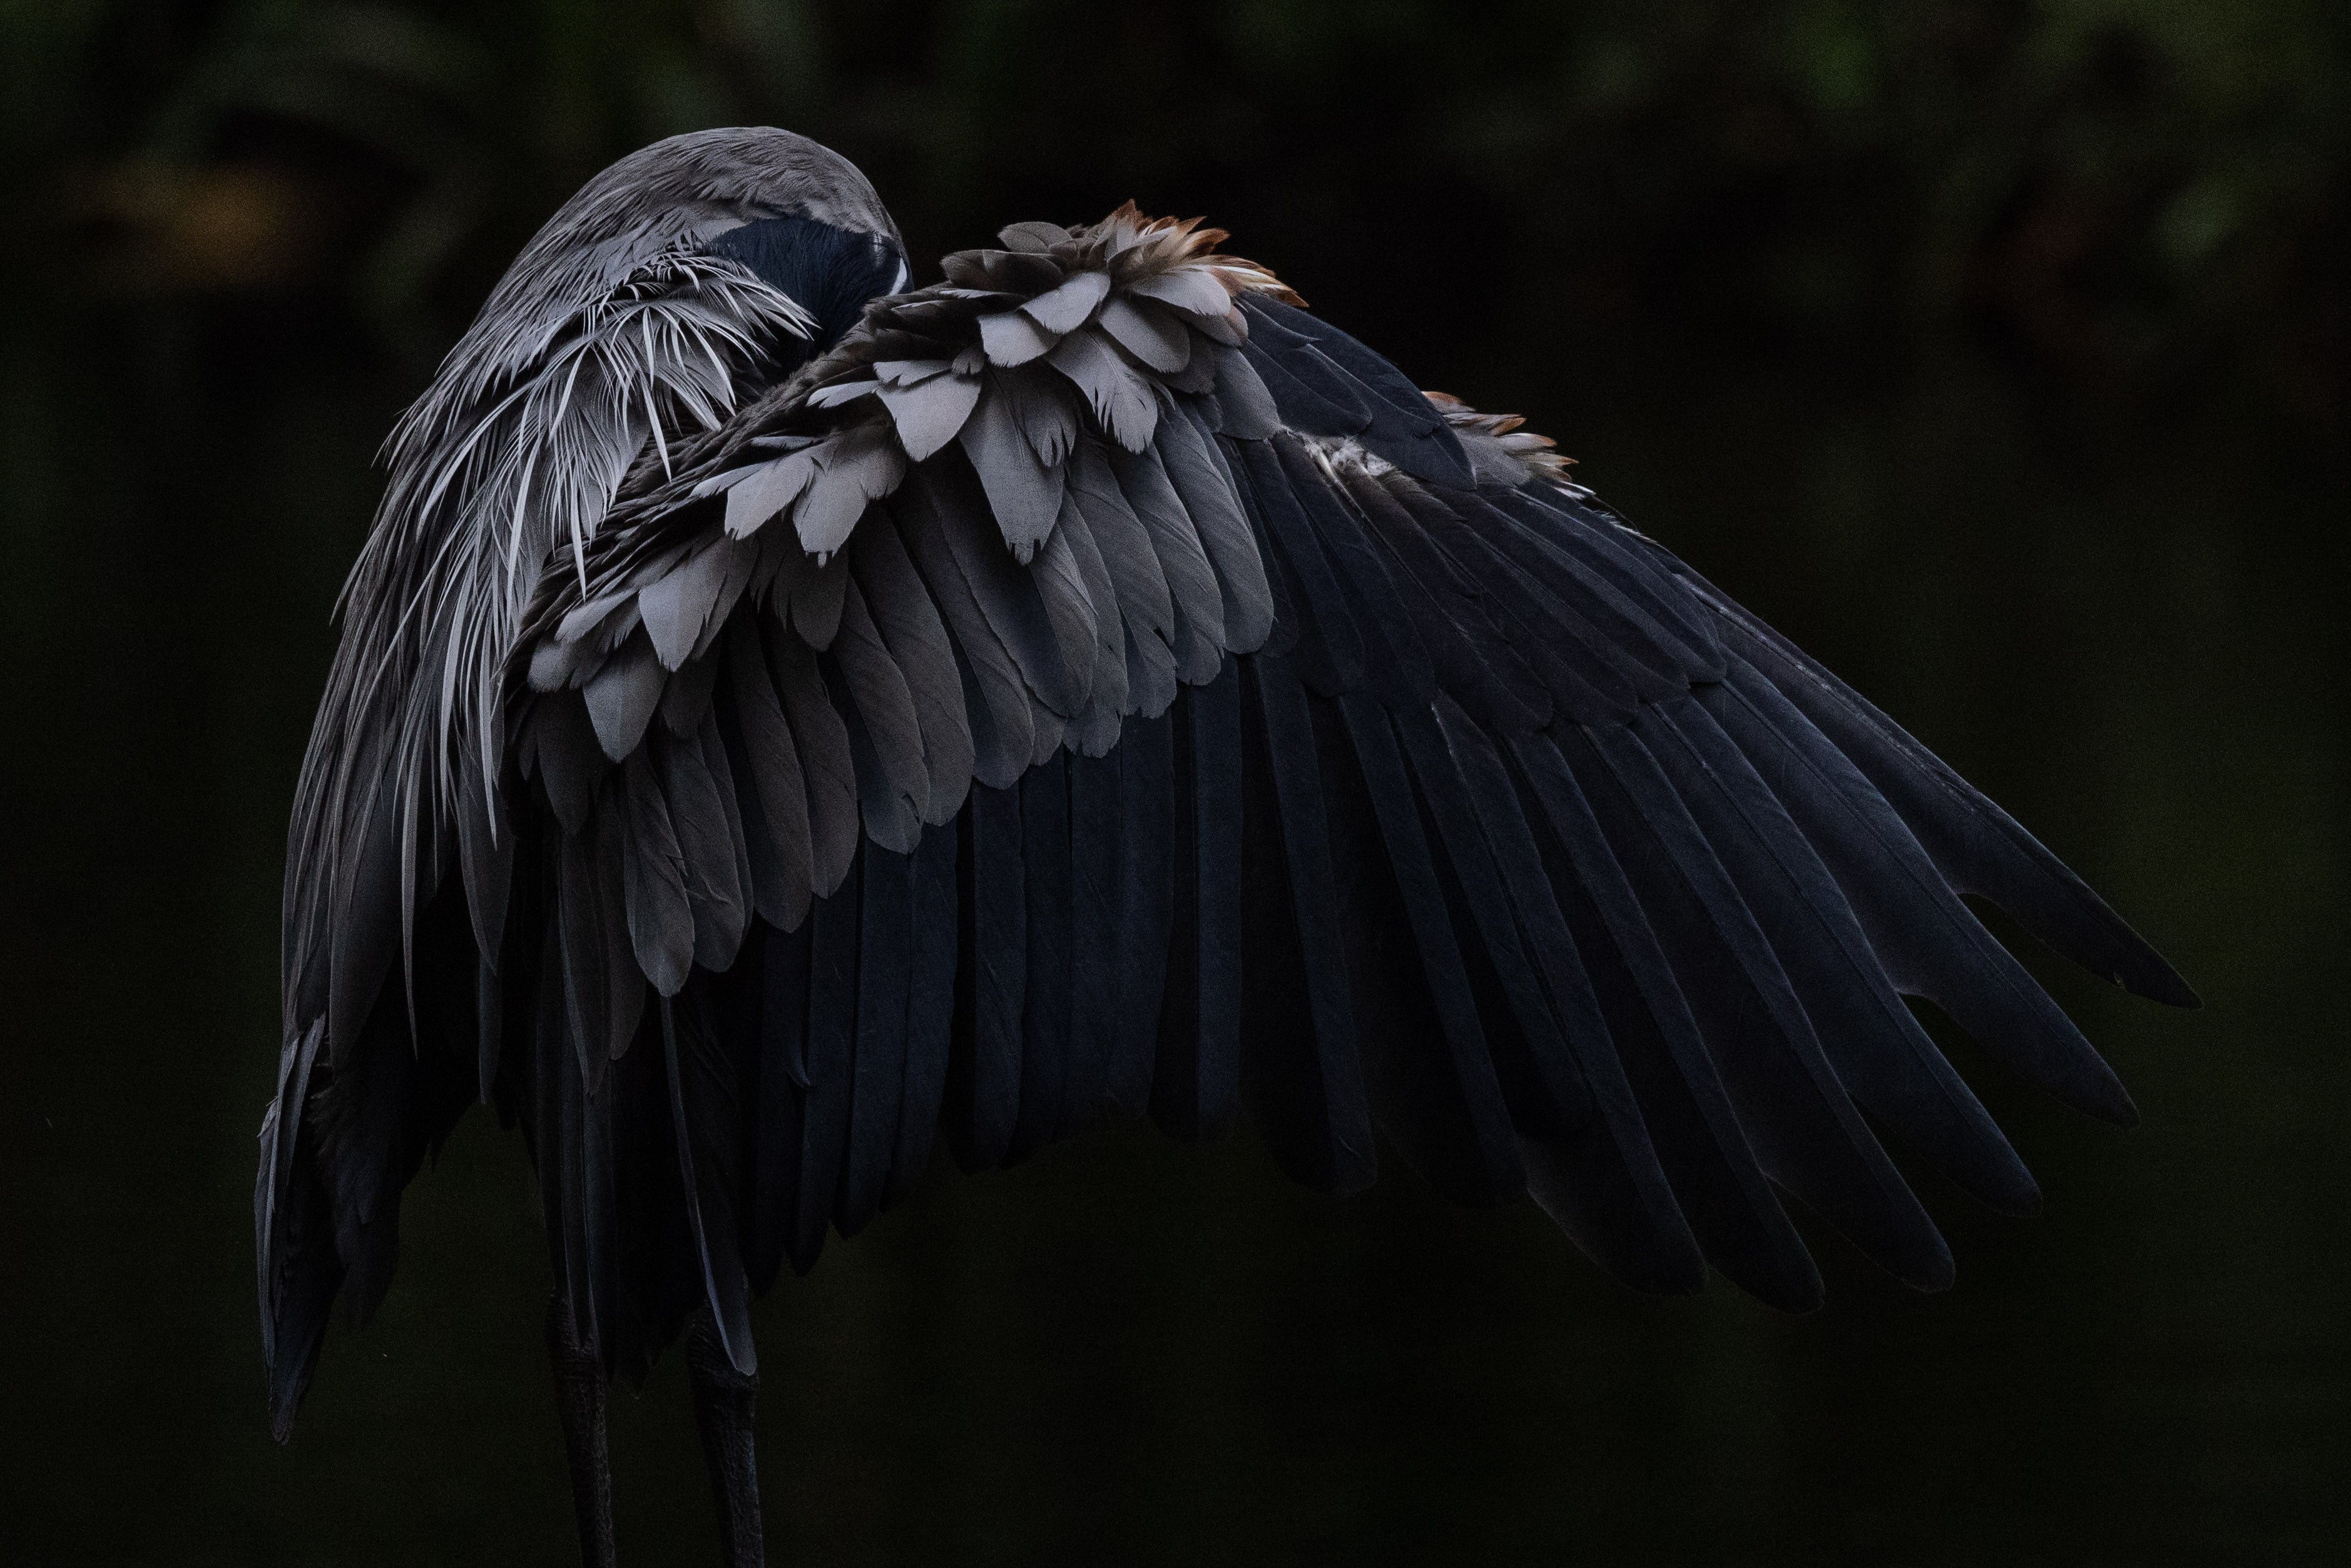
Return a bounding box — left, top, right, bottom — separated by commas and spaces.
685, 1307, 765, 1568
548, 1294, 619, 1568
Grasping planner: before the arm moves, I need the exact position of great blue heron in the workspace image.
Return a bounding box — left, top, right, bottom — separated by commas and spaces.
258, 126, 2194, 1566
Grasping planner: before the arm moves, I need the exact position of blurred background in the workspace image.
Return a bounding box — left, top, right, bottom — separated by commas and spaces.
1, 1, 2345, 1562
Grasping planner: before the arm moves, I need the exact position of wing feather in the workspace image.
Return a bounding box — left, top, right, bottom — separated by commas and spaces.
319, 200, 2191, 1421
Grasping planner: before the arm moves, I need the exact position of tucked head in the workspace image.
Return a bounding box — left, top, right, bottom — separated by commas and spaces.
466, 126, 909, 376
376, 125, 914, 607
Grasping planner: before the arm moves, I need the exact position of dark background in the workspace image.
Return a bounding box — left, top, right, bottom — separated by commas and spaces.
2, 2, 2345, 1563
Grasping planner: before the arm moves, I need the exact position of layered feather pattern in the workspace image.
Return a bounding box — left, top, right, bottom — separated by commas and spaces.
267, 181, 2192, 1435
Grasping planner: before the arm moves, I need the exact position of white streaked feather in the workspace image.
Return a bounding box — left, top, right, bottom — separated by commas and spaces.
340, 249, 809, 868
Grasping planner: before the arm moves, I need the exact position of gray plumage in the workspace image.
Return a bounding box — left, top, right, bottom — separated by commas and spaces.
1068, 437, 1181, 715
958, 378, 1066, 556
724, 616, 813, 926
263, 129, 2193, 1568
832, 573, 929, 847
849, 514, 976, 822
1109, 439, 1229, 678
894, 469, 1038, 785
766, 626, 859, 898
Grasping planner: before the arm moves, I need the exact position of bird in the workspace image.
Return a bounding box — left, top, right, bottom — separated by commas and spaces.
257, 126, 2196, 1567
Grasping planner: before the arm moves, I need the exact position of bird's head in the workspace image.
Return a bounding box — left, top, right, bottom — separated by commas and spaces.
373, 126, 911, 615
465, 126, 909, 380
325, 128, 916, 922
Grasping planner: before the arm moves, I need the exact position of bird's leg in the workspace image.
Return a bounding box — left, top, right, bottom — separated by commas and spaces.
547, 1293, 620, 1568
685, 1306, 765, 1568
